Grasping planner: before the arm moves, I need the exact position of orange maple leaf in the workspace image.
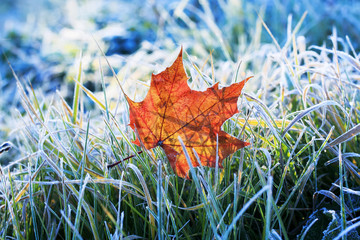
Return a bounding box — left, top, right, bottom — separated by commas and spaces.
126, 48, 251, 178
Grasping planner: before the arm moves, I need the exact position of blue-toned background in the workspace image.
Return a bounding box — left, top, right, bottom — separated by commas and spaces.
1, 0, 360, 144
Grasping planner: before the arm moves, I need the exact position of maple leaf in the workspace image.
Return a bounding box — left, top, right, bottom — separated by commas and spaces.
126, 48, 251, 178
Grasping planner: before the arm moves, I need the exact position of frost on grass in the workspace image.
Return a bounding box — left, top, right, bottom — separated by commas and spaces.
1, 7, 360, 239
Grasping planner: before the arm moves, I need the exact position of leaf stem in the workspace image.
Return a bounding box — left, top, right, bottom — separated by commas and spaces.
107, 151, 143, 168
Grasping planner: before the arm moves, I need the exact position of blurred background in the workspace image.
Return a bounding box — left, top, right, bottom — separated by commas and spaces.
1, 0, 360, 157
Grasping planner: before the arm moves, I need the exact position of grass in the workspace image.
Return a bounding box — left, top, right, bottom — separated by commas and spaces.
1, 0, 360, 239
